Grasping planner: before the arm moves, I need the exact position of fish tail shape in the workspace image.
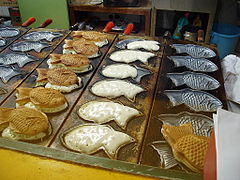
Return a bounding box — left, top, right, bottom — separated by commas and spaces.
2, 70, 21, 83
103, 132, 134, 159
171, 44, 187, 54
18, 56, 35, 68
150, 141, 178, 169
167, 73, 185, 86
167, 56, 185, 67
133, 66, 151, 83
36, 44, 49, 53
164, 90, 183, 106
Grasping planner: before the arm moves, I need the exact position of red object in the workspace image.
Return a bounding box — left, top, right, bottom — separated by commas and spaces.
21, 17, 36, 27
204, 131, 216, 180
39, 19, 53, 28
124, 23, 134, 35
103, 21, 114, 33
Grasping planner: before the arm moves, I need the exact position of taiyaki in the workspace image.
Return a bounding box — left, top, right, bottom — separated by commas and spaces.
116, 39, 143, 49
127, 40, 160, 51
63, 39, 101, 58
10, 41, 50, 53
0, 53, 37, 67
167, 71, 220, 90
161, 124, 210, 172
168, 56, 218, 72
16, 87, 68, 113
164, 88, 223, 112
101, 64, 151, 83
47, 53, 92, 73
109, 50, 155, 64
0, 65, 22, 83
36, 68, 82, 93
22, 31, 63, 41
72, 31, 108, 47
171, 44, 216, 58
0, 108, 13, 131
0, 38, 6, 47
61, 124, 134, 159
150, 141, 178, 169
0, 27, 20, 38
159, 112, 213, 137
2, 107, 51, 141
78, 101, 142, 129
90, 79, 145, 101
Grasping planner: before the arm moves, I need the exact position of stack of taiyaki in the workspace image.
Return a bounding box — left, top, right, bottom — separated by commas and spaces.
161, 123, 210, 173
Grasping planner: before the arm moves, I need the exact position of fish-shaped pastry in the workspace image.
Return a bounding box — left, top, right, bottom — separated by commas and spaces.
158, 112, 213, 137
90, 79, 145, 101
0, 53, 37, 67
47, 53, 93, 73
127, 40, 160, 51
167, 71, 220, 90
72, 31, 108, 47
22, 31, 63, 41
36, 68, 82, 93
101, 64, 151, 83
168, 56, 218, 72
0, 38, 6, 47
63, 39, 101, 58
161, 123, 210, 173
109, 50, 155, 64
164, 88, 223, 112
171, 44, 216, 58
61, 124, 134, 159
150, 141, 178, 169
116, 39, 143, 49
0, 65, 22, 83
78, 101, 142, 129
10, 41, 50, 53
0, 27, 20, 38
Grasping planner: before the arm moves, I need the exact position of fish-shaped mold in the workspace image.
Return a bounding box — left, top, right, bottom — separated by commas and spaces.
22, 31, 63, 42
101, 64, 151, 83
164, 88, 223, 112
0, 53, 37, 67
78, 101, 142, 129
168, 56, 218, 72
109, 50, 155, 64
0, 66, 22, 83
166, 71, 220, 90
171, 44, 216, 58
0, 27, 20, 38
158, 112, 213, 137
10, 41, 50, 53
90, 79, 145, 101
115, 39, 143, 49
0, 38, 6, 47
150, 141, 178, 169
127, 40, 160, 51
61, 124, 135, 159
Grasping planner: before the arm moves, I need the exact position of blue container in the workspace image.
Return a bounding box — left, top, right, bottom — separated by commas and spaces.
210, 23, 240, 59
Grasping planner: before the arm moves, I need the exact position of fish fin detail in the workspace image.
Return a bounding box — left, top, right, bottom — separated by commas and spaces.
167, 73, 185, 87
35, 45, 49, 53
2, 70, 21, 83
164, 90, 183, 106
17, 57, 35, 68
150, 141, 178, 169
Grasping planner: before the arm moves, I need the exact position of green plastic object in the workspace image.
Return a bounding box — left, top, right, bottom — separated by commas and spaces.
172, 12, 189, 39
18, 0, 70, 29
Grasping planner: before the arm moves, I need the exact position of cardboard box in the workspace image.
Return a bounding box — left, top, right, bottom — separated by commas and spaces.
0, 0, 18, 7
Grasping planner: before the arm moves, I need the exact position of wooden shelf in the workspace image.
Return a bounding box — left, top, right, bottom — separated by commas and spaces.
68, 2, 152, 35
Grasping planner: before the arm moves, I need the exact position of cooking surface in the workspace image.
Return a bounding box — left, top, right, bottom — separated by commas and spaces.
0, 29, 226, 178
